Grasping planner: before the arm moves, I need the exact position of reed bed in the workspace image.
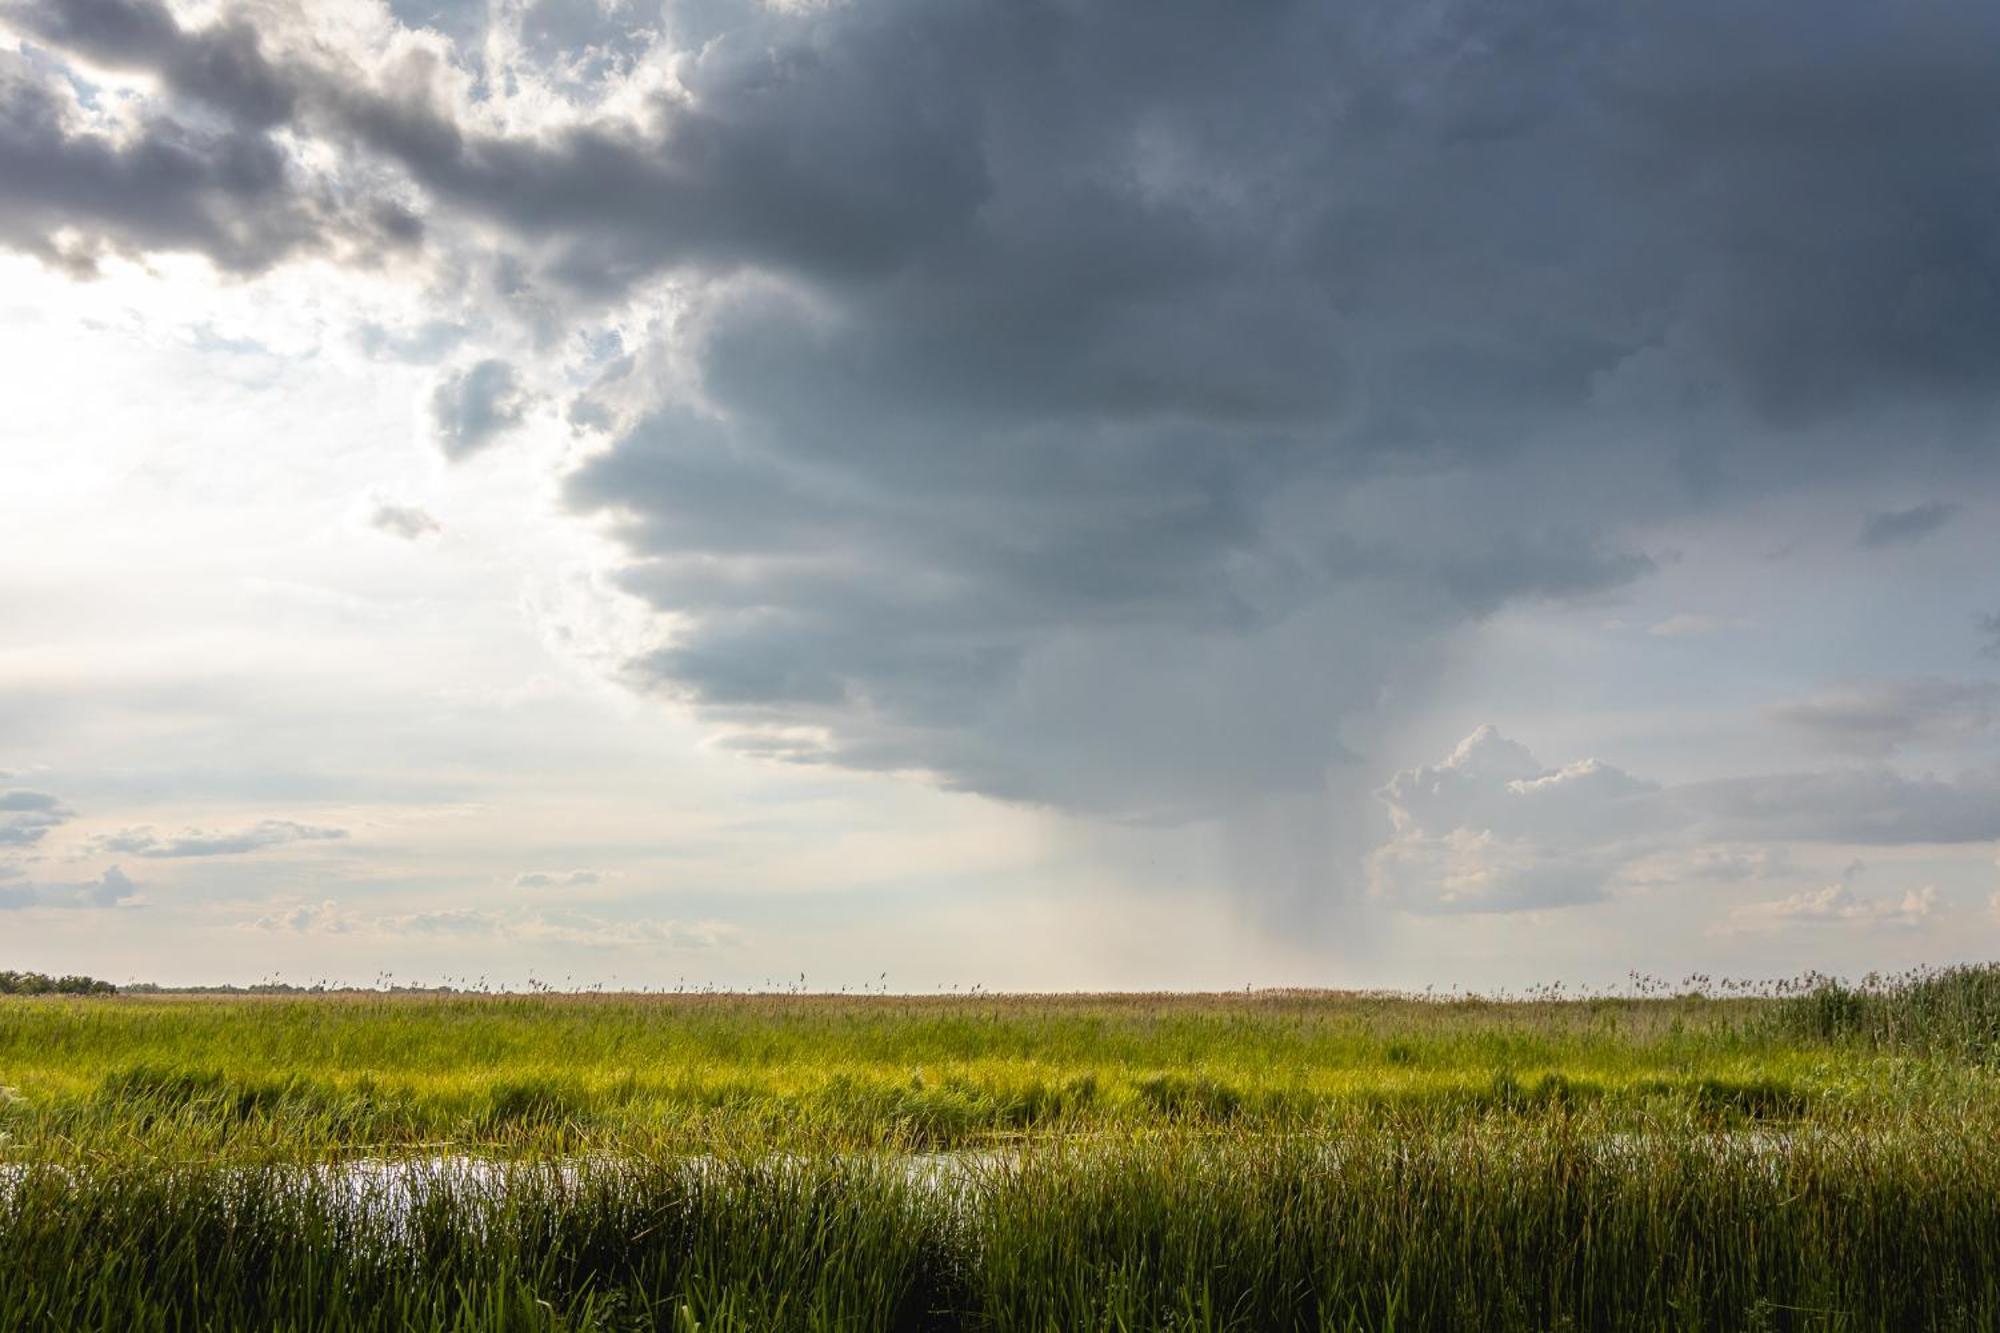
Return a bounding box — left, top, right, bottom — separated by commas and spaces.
4, 970, 2000, 1328
0, 986, 1934, 1150
6, 1119, 2000, 1330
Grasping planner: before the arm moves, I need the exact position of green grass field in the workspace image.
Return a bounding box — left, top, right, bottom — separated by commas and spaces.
4, 970, 2000, 1329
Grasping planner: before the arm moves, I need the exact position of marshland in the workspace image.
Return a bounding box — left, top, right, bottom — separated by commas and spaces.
6, 968, 2000, 1329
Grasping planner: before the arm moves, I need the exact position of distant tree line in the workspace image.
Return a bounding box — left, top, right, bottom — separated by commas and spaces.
121, 982, 320, 995
0, 970, 117, 995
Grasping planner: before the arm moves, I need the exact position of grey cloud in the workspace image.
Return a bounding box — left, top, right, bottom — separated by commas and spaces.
0, 53, 306, 273
95, 819, 347, 858
369, 502, 442, 540
431, 359, 528, 459
0, 865, 137, 911
1372, 727, 2000, 914
1682, 769, 2000, 846
551, 0, 2000, 816
0, 788, 70, 846
1769, 679, 1998, 756
1859, 502, 1959, 550
0, 18, 418, 276
7, 0, 296, 128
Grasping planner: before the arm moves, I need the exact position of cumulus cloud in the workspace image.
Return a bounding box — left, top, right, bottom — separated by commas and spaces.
1724, 884, 1939, 933
1769, 679, 1997, 756
1369, 727, 1665, 913
1859, 502, 1959, 550
369, 502, 442, 540
513, 869, 598, 888
1372, 726, 2000, 914
0, 865, 139, 911
94, 819, 347, 858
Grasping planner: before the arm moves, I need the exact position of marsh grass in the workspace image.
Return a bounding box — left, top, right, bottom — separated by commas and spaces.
1769, 965, 2000, 1062
7, 975, 2000, 1328
7, 1120, 2000, 1330
0, 989, 1908, 1149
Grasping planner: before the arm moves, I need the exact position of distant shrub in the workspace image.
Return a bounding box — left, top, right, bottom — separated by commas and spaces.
0, 970, 115, 995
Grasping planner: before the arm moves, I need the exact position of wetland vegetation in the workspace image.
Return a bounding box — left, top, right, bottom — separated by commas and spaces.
4, 968, 2000, 1329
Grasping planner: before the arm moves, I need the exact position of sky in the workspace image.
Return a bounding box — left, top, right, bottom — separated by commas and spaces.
3, 0, 2000, 991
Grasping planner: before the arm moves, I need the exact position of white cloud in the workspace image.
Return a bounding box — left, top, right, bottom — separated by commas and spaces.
247, 900, 740, 951
368, 502, 442, 540
1724, 884, 1938, 933
513, 869, 600, 889
1369, 727, 1665, 913
514, 911, 742, 950
1683, 845, 1793, 882
94, 819, 347, 858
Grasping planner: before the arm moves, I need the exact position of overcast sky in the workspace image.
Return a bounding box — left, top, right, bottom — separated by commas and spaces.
3, 0, 1999, 990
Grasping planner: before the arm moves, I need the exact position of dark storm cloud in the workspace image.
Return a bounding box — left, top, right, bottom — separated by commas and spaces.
0, 0, 418, 276
0, 52, 317, 273
1858, 501, 1960, 550
0, 0, 420, 276
10, 0, 296, 127
544, 0, 2000, 813
12, 0, 2000, 821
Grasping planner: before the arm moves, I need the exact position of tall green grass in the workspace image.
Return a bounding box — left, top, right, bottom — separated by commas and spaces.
1769, 964, 2000, 1062
6, 1120, 2000, 1330
0, 989, 1924, 1149
7, 977, 2000, 1327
